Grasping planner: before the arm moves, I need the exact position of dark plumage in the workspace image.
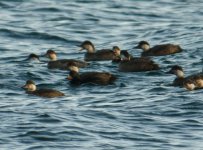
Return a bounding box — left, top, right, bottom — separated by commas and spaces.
113, 50, 160, 72
79, 40, 116, 61
119, 57, 160, 72
48, 59, 88, 69
45, 49, 88, 69
22, 80, 64, 98
67, 71, 117, 85
136, 41, 182, 56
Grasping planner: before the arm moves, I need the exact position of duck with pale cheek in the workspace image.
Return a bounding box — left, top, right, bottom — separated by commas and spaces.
113, 50, 159, 72
112, 46, 134, 63
135, 41, 182, 56
168, 65, 203, 87
183, 78, 203, 91
45, 49, 88, 70
78, 40, 117, 61
22, 80, 64, 98
67, 63, 117, 85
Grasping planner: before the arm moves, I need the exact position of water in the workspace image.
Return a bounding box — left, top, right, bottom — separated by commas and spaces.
0, 0, 203, 149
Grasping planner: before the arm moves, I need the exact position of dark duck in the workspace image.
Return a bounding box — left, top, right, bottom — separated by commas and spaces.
45, 49, 88, 69
135, 41, 182, 56
67, 63, 117, 85
112, 47, 159, 72
168, 65, 203, 88
22, 80, 65, 98
78, 40, 117, 61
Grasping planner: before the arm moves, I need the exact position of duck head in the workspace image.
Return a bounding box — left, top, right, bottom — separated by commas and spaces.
112, 46, 121, 57
27, 53, 40, 62
22, 80, 37, 92
78, 40, 95, 53
120, 50, 131, 60
45, 49, 57, 61
135, 41, 150, 51
167, 65, 184, 78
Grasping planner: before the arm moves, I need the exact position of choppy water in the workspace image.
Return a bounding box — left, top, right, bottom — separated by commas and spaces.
0, 0, 203, 149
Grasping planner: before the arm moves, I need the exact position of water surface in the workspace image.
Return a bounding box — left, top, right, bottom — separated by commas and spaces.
0, 0, 203, 149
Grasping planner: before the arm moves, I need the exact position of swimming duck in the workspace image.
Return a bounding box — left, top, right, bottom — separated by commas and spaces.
112, 46, 133, 63
183, 78, 203, 91
45, 49, 88, 69
168, 65, 203, 87
78, 40, 116, 61
26, 53, 40, 62
67, 64, 117, 85
135, 41, 182, 56
22, 80, 64, 98
115, 50, 159, 72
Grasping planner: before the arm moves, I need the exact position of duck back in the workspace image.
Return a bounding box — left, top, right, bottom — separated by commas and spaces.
142, 44, 182, 56
85, 50, 115, 61
28, 89, 64, 98
119, 58, 159, 72
48, 59, 88, 69
72, 72, 116, 85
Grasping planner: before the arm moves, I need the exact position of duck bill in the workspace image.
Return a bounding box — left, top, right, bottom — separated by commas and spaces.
76, 44, 84, 51
21, 85, 27, 89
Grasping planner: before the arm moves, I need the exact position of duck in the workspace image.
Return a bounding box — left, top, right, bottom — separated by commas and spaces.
66, 63, 117, 85
167, 65, 203, 87
78, 40, 117, 61
183, 78, 203, 91
112, 46, 133, 63
45, 49, 88, 69
113, 49, 159, 72
26, 53, 40, 62
135, 41, 182, 56
22, 80, 65, 98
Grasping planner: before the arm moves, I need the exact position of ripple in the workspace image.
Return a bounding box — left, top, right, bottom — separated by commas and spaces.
0, 0, 203, 150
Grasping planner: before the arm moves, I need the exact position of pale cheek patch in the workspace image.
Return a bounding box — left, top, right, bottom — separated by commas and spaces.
69, 66, 79, 72
141, 44, 150, 51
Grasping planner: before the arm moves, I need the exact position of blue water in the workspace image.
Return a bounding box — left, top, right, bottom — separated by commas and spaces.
0, 0, 203, 149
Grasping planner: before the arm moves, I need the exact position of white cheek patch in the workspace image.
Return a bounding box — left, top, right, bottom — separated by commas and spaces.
27, 84, 37, 91
114, 50, 120, 56
69, 66, 79, 72
175, 70, 184, 78
50, 54, 57, 60
141, 44, 150, 51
